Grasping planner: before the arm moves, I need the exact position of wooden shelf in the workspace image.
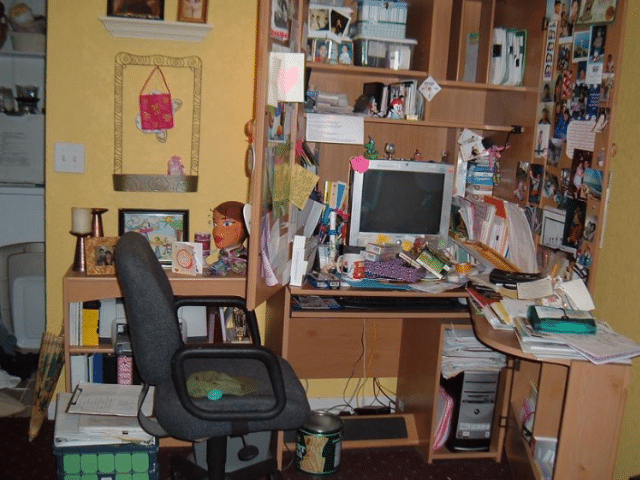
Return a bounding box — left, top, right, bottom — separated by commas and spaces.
306, 63, 537, 94
69, 345, 114, 355
99, 16, 213, 42
307, 62, 425, 78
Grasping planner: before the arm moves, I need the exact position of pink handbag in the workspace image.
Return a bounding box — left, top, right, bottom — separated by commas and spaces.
139, 66, 174, 131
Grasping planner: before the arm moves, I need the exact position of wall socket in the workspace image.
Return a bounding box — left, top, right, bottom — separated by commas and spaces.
54, 142, 85, 173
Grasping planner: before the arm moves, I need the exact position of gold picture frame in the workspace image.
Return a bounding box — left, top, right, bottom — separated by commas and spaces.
177, 0, 208, 23
113, 53, 202, 192
85, 237, 119, 276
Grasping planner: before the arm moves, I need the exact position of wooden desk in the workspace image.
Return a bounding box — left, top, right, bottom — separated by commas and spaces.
472, 313, 630, 480
265, 286, 510, 466
266, 286, 630, 480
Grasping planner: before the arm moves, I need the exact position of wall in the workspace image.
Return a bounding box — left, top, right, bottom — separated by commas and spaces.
45, 0, 640, 476
596, 1, 640, 477
46, 0, 258, 338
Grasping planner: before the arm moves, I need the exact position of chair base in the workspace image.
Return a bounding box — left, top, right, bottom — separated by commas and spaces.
169, 436, 283, 480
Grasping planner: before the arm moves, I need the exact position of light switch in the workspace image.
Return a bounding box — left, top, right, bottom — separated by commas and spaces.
54, 142, 85, 173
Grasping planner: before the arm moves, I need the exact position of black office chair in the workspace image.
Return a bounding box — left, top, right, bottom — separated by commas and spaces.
115, 231, 310, 480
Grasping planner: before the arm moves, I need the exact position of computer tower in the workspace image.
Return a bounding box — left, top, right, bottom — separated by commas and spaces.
442, 370, 500, 451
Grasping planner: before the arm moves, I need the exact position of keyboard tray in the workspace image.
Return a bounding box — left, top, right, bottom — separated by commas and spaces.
336, 296, 467, 311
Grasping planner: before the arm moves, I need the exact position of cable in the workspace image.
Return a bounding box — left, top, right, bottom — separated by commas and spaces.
342, 323, 366, 411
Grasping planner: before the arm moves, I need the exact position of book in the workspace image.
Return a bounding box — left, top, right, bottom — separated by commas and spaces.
55, 393, 155, 447
82, 301, 100, 347
362, 250, 397, 262
365, 243, 400, 256
415, 246, 451, 279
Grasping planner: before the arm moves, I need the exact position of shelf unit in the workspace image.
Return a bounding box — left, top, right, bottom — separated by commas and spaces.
246, 0, 631, 477
98, 16, 213, 42
62, 268, 245, 391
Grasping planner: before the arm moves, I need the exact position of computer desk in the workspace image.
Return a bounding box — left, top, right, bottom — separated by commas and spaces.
62, 268, 630, 479
265, 284, 630, 480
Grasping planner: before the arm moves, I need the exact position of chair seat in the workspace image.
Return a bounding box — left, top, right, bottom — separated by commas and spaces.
154, 356, 309, 440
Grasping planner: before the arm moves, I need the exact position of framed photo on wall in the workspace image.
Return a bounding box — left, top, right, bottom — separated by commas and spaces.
107, 0, 164, 20
177, 0, 208, 23
118, 209, 189, 265
85, 237, 119, 276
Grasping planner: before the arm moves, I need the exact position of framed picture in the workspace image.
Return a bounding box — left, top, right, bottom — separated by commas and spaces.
107, 0, 164, 20
118, 209, 189, 265
177, 0, 208, 23
85, 237, 119, 276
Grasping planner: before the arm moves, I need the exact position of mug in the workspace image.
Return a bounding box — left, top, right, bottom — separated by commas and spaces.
337, 253, 365, 281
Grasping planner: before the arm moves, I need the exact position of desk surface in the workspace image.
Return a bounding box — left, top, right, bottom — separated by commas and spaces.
63, 267, 246, 303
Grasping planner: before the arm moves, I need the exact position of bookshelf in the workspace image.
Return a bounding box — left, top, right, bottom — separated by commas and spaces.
246, 0, 631, 478
62, 268, 245, 391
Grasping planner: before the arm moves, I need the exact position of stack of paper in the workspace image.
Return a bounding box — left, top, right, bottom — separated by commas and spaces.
441, 329, 506, 379
513, 317, 585, 360
554, 322, 640, 365
513, 317, 640, 364
55, 392, 156, 447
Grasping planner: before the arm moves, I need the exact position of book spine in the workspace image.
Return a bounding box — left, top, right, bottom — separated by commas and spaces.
82, 304, 100, 347
398, 251, 422, 269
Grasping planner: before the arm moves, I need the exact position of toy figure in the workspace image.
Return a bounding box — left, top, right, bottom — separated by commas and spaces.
206, 201, 249, 276
387, 97, 404, 119
363, 136, 379, 159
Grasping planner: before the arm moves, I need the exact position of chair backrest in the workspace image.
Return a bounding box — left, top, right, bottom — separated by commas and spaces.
115, 231, 183, 386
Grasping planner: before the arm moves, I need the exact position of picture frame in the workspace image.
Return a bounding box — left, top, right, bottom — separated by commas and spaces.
177, 0, 208, 23
107, 0, 164, 20
85, 237, 119, 276
118, 209, 189, 265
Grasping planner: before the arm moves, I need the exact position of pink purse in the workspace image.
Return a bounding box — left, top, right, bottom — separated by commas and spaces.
139, 66, 174, 131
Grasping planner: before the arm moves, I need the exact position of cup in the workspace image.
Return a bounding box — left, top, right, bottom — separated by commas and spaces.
337, 253, 365, 281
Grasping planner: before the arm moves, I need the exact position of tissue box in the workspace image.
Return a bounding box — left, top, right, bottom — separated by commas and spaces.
54, 443, 159, 480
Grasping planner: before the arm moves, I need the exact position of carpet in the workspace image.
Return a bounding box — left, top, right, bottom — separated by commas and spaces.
0, 417, 512, 480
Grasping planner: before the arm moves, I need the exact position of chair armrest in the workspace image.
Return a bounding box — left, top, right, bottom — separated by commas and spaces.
171, 343, 287, 422
174, 296, 261, 345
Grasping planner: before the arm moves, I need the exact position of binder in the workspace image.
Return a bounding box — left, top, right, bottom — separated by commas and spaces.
490, 27, 527, 86
490, 27, 507, 85
527, 306, 596, 334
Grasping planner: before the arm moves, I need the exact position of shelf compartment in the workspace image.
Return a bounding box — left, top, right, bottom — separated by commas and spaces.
99, 16, 213, 42
505, 401, 540, 480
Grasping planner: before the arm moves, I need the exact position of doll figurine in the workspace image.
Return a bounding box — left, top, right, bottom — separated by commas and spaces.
206, 201, 249, 276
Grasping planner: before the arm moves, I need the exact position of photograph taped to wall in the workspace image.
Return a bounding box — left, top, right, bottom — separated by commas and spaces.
577, 0, 617, 24
541, 208, 566, 250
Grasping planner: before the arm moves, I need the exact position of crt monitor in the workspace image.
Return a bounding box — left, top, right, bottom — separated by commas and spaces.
348, 160, 455, 247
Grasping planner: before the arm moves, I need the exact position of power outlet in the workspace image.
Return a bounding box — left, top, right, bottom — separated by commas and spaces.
54, 142, 85, 173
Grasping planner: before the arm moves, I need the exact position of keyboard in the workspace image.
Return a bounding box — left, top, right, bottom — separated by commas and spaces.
336, 296, 468, 311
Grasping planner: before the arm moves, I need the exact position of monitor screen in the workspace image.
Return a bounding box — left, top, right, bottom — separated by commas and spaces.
348, 160, 454, 246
